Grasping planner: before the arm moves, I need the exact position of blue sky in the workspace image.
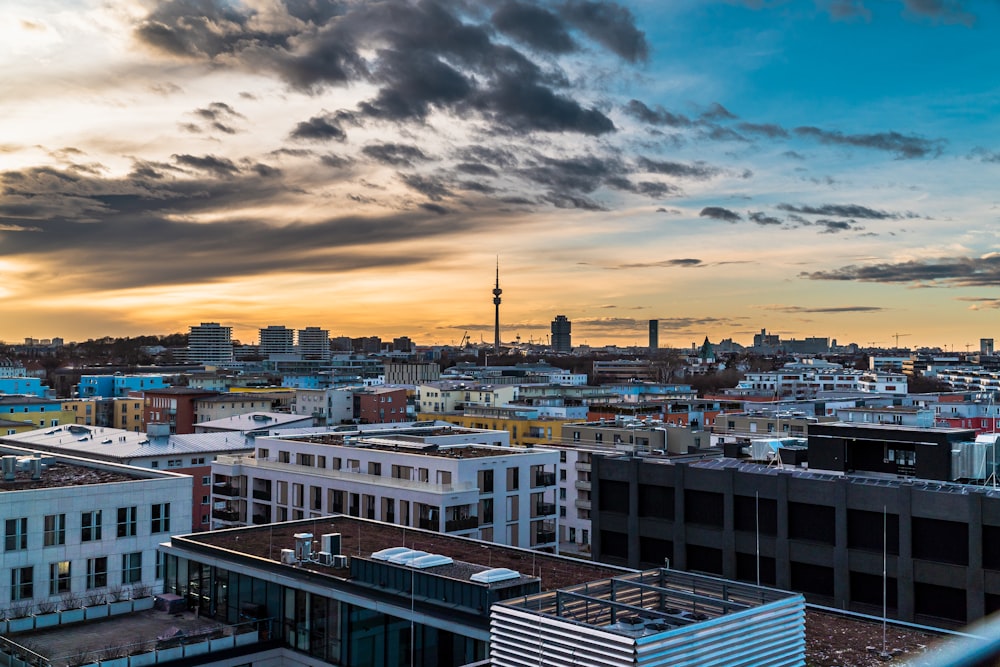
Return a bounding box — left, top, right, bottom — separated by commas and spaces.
0, 0, 998, 349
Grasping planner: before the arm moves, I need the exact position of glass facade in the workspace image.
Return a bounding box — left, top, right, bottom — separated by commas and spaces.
162, 553, 486, 666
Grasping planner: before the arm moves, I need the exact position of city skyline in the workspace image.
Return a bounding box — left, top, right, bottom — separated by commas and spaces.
2, 0, 999, 349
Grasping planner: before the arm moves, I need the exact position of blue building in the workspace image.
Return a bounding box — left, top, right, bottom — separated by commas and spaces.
0, 377, 50, 398
77, 373, 169, 398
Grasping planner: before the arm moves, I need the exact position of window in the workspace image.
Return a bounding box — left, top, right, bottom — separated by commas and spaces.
87, 557, 108, 589
5, 517, 28, 551
44, 514, 66, 546
50, 561, 71, 595
151, 503, 170, 533
82, 510, 102, 541
278, 451, 290, 463
202, 476, 210, 485
258, 448, 269, 459
151, 461, 159, 468
122, 552, 142, 584
191, 457, 205, 465
167, 459, 182, 467
155, 552, 164, 579
117, 506, 137, 538
11, 566, 33, 600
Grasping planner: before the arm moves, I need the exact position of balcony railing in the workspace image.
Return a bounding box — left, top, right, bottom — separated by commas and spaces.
418, 517, 439, 531
575, 461, 591, 471
534, 530, 556, 545
445, 516, 479, 532
212, 508, 241, 522
575, 498, 592, 510
213, 484, 241, 497
534, 471, 556, 487
535, 502, 556, 516
574, 479, 591, 491
251, 513, 270, 525
252, 489, 271, 501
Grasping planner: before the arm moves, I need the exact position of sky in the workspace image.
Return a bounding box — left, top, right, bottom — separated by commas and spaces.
1, 0, 999, 350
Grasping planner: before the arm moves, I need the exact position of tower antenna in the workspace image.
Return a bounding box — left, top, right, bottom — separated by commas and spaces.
493, 257, 502, 354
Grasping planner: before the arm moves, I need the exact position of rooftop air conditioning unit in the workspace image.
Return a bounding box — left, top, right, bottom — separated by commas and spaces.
316, 551, 333, 566
280, 549, 296, 565
332, 555, 348, 568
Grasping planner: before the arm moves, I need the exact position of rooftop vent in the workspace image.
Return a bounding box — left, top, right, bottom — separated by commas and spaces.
2, 455, 16, 481
409, 554, 453, 569
387, 550, 428, 566
371, 547, 414, 561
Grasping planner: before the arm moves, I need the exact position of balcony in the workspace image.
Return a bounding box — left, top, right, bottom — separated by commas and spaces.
418, 517, 439, 531
575, 461, 591, 472
213, 484, 241, 497
574, 479, 591, 491
534, 530, 556, 545
535, 502, 556, 516
575, 498, 592, 511
534, 471, 556, 487
252, 489, 271, 501
251, 513, 270, 525
445, 516, 479, 532
212, 507, 242, 522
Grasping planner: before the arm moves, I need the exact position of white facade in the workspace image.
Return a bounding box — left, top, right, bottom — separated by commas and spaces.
259, 325, 295, 356
211, 427, 557, 549
0, 447, 191, 611
294, 387, 355, 425
297, 326, 331, 361
188, 322, 234, 365
417, 382, 518, 413
535, 444, 597, 556
735, 362, 907, 398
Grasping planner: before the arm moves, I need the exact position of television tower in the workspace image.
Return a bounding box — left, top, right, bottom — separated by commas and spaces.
493, 259, 502, 354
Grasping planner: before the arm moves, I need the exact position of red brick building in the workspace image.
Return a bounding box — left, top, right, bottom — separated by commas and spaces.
353, 387, 408, 424
143, 387, 219, 434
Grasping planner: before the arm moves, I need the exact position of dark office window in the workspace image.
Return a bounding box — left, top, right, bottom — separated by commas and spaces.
82, 510, 102, 542
600, 530, 628, 559
912, 517, 968, 566
686, 545, 723, 575
117, 506, 138, 538
736, 553, 776, 586
638, 484, 674, 519
598, 480, 630, 513
789, 503, 834, 544
984, 526, 1000, 570
734, 495, 777, 535
850, 571, 897, 610
684, 490, 723, 527
639, 537, 673, 567
847, 510, 899, 554
915, 583, 966, 624
790, 562, 834, 597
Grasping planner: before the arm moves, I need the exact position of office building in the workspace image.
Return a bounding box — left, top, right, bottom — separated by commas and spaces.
550, 315, 571, 353
298, 326, 331, 360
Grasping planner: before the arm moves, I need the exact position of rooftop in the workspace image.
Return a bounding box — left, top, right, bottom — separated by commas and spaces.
0, 424, 255, 460
0, 453, 142, 491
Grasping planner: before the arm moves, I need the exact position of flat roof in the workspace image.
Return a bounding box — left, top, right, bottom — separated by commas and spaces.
181, 516, 623, 593
0, 424, 254, 459
0, 454, 143, 491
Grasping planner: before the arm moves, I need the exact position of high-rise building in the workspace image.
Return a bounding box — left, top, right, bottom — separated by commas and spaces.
551, 315, 572, 352
982, 338, 995, 355
298, 326, 331, 360
493, 260, 502, 353
649, 319, 658, 350
259, 325, 295, 357
187, 322, 233, 365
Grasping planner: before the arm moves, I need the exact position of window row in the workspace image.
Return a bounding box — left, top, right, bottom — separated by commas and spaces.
8, 553, 149, 601
4, 504, 171, 551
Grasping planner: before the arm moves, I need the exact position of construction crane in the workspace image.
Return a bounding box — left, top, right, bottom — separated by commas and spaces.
892, 333, 911, 348
460, 331, 470, 348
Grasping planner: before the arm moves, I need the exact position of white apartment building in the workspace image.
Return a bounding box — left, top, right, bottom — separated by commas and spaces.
294, 387, 356, 425
0, 445, 191, 611
187, 322, 234, 365
259, 325, 295, 356
211, 425, 558, 549
733, 361, 907, 399
416, 381, 518, 414
298, 326, 331, 361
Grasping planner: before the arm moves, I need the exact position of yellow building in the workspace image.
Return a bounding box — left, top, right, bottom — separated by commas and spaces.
1, 396, 67, 431
61, 398, 102, 426
114, 396, 145, 432
419, 407, 575, 448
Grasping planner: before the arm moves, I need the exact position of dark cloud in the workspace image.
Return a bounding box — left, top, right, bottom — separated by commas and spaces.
793, 126, 945, 158
699, 206, 741, 222
801, 255, 1000, 287
172, 153, 241, 177
134, 0, 633, 138
815, 218, 857, 233
318, 153, 352, 168
956, 297, 1000, 310
251, 163, 281, 178
783, 150, 806, 160
401, 174, 453, 201
901, 0, 975, 26
623, 100, 692, 128
193, 102, 244, 121
289, 115, 347, 142
701, 103, 737, 121
608, 258, 703, 269
776, 203, 910, 219
702, 125, 749, 143
361, 143, 430, 167
420, 202, 451, 215
492, 1, 576, 53
211, 122, 238, 134
556, 0, 649, 62
542, 191, 606, 211
456, 146, 518, 168
455, 162, 499, 177
748, 211, 782, 226
737, 122, 788, 138
761, 304, 886, 313
969, 147, 1000, 163
637, 157, 719, 179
